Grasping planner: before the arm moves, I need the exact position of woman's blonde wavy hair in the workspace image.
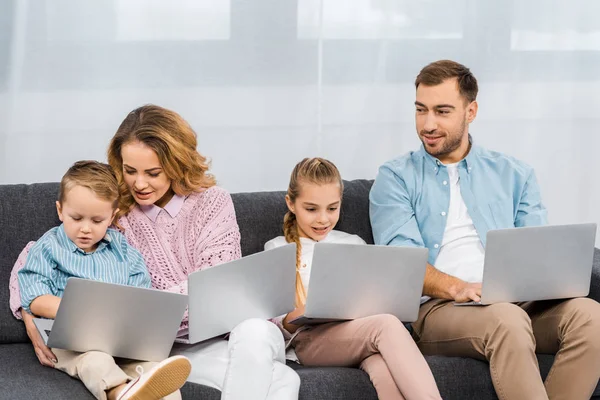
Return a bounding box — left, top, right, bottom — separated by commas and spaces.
283, 157, 343, 307
107, 104, 216, 221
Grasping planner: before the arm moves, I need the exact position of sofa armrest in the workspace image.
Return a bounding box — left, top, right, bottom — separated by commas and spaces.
587, 248, 600, 303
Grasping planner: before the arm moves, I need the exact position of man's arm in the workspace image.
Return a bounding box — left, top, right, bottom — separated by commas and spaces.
423, 264, 481, 303
515, 169, 548, 227
370, 164, 481, 303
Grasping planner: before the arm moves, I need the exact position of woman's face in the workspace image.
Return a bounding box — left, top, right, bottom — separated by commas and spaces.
121, 140, 173, 208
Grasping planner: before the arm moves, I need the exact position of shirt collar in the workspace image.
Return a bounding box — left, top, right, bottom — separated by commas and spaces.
140, 194, 186, 222
420, 134, 477, 175
57, 224, 112, 254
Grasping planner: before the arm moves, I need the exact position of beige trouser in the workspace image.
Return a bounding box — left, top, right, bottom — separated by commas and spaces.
291, 314, 442, 400
412, 297, 600, 400
53, 349, 181, 400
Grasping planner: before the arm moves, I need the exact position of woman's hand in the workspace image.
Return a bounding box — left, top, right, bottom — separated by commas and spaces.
282, 304, 306, 334
22, 310, 57, 367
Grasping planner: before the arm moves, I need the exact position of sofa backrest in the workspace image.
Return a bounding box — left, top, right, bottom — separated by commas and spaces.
0, 179, 374, 344
0, 183, 61, 343
232, 179, 374, 256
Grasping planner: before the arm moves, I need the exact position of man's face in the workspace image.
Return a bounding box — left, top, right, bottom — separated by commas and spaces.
415, 78, 477, 163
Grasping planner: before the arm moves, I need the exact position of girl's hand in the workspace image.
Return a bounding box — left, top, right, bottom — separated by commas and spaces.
283, 304, 306, 333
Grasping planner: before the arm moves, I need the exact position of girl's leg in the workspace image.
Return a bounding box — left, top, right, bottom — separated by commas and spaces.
292, 314, 441, 400
222, 318, 300, 400
360, 354, 404, 400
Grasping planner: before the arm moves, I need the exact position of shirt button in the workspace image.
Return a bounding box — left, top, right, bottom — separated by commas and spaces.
443, 180, 448, 185
434, 244, 439, 249
434, 168, 438, 172
441, 211, 446, 216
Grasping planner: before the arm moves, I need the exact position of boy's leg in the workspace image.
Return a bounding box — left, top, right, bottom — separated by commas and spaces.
118, 356, 190, 400
53, 349, 129, 400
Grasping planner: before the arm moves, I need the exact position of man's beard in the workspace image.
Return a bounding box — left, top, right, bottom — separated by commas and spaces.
420, 120, 466, 158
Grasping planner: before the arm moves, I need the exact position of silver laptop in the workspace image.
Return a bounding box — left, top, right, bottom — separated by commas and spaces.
33, 278, 187, 361
289, 243, 428, 325
181, 243, 297, 344
455, 223, 597, 306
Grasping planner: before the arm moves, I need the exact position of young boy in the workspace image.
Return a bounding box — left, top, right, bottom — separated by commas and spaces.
17, 160, 191, 400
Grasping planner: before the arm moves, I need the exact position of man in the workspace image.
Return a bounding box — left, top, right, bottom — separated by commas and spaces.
369, 59, 600, 400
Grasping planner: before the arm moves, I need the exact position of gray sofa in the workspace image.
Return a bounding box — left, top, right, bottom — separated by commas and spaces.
1, 180, 599, 399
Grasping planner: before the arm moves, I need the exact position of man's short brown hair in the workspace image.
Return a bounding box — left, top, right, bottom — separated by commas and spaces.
415, 60, 478, 103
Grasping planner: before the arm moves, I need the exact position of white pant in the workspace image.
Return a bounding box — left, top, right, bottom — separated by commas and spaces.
170, 319, 300, 400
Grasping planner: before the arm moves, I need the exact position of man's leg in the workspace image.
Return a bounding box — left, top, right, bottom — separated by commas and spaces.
524, 297, 600, 400
412, 300, 547, 400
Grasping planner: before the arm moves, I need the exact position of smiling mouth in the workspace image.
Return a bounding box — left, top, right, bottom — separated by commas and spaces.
312, 226, 329, 233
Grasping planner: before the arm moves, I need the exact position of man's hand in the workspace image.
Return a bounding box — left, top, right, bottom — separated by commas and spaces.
22, 310, 57, 367
450, 282, 482, 303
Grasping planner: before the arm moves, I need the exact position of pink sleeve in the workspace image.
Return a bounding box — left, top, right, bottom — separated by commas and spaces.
193, 189, 242, 271
167, 188, 242, 296
9, 241, 36, 320
270, 315, 293, 340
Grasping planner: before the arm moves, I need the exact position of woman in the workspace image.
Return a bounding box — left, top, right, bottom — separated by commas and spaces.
10, 105, 300, 400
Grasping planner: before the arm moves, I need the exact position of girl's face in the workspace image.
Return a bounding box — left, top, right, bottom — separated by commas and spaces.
121, 141, 173, 208
286, 181, 341, 242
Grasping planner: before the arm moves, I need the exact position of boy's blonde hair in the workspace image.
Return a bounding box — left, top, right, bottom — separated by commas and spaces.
107, 104, 216, 221
283, 157, 343, 307
59, 161, 119, 209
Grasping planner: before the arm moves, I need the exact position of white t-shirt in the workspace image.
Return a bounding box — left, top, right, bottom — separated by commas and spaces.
265, 230, 366, 295
264, 230, 365, 361
434, 162, 485, 283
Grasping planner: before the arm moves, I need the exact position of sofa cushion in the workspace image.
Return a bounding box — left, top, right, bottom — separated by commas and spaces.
232, 179, 374, 257
0, 343, 221, 400
290, 354, 600, 400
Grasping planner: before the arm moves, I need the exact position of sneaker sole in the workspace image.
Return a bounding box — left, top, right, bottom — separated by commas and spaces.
126, 356, 191, 400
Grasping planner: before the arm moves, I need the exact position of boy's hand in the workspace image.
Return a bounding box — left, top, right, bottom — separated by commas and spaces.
30, 295, 61, 319
22, 310, 57, 367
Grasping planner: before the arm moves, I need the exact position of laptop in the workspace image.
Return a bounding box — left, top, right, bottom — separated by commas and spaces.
455, 223, 597, 306
33, 278, 187, 362
289, 243, 428, 325
180, 243, 297, 344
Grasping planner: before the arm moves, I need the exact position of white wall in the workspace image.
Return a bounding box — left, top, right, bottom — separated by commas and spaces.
1, 0, 599, 244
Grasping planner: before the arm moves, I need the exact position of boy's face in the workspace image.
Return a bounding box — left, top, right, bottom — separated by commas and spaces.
56, 185, 118, 253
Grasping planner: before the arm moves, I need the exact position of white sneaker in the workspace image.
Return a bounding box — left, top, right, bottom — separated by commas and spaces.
117, 355, 191, 400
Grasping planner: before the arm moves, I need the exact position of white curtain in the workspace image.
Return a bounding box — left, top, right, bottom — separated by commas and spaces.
1, 0, 598, 243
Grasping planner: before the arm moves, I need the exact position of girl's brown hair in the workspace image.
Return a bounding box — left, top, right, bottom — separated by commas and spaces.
107, 104, 216, 220
283, 157, 343, 307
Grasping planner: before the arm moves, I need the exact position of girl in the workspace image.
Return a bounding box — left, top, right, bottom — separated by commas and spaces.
265, 157, 442, 400
11, 105, 300, 400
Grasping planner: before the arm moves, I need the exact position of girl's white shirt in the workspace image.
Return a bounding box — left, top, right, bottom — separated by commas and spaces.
265, 230, 366, 295
264, 230, 366, 361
